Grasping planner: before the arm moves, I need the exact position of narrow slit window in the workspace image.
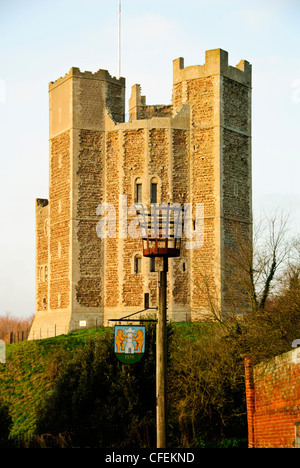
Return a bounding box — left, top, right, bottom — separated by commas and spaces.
135, 182, 142, 203
134, 255, 142, 274
150, 257, 155, 272
151, 182, 157, 204
144, 293, 150, 309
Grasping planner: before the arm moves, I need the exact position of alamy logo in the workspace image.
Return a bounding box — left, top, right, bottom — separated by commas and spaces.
96, 196, 204, 250
292, 339, 300, 348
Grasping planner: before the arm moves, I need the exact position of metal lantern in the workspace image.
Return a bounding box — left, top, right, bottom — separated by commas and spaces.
135, 203, 182, 258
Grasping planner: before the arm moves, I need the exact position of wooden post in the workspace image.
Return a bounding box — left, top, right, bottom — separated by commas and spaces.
156, 256, 168, 448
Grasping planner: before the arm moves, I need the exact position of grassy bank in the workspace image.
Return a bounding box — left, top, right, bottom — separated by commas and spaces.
0, 321, 245, 447
0, 327, 109, 438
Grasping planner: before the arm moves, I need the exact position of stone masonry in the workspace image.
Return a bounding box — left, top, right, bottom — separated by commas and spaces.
29, 48, 252, 339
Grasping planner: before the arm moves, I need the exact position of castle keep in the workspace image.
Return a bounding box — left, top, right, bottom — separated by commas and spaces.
29, 48, 252, 339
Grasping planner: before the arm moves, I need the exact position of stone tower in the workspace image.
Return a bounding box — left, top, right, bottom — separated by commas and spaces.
29, 49, 252, 339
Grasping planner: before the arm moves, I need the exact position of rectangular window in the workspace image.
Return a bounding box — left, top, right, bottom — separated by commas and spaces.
136, 183, 142, 203
150, 257, 155, 272
144, 293, 150, 310
135, 256, 142, 274
151, 183, 157, 204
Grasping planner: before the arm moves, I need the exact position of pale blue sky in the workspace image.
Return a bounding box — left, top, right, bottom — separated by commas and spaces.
0, 0, 299, 318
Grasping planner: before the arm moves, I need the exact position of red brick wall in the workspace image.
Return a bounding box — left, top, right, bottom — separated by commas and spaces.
245, 349, 300, 448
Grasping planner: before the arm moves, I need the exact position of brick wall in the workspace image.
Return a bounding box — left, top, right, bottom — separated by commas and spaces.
245, 349, 300, 448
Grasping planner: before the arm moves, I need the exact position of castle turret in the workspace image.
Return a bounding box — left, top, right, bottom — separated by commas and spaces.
30, 49, 252, 338
29, 68, 125, 338
172, 49, 252, 317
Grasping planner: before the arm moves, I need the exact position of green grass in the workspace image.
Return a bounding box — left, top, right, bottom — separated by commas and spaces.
0, 327, 109, 438
170, 321, 216, 339
0, 322, 214, 440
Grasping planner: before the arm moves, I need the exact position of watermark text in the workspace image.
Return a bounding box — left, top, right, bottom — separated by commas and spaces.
96, 196, 204, 250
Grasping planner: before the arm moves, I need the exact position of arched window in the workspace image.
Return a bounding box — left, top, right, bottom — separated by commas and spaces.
44, 266, 48, 281
134, 254, 142, 274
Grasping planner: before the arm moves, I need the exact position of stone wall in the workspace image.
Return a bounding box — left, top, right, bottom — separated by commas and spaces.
221, 71, 252, 313
122, 128, 145, 309
171, 129, 190, 311
30, 48, 252, 338
35, 199, 49, 312
75, 129, 104, 309
49, 130, 71, 312
105, 130, 121, 309
172, 49, 252, 319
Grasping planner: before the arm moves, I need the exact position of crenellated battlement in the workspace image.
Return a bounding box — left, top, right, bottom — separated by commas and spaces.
30, 48, 252, 339
173, 48, 251, 87
49, 67, 125, 91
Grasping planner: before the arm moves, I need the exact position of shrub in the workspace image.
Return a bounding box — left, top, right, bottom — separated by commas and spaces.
35, 325, 157, 448
0, 400, 12, 445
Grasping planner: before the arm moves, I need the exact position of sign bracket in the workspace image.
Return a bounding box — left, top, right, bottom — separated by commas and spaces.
109, 303, 158, 324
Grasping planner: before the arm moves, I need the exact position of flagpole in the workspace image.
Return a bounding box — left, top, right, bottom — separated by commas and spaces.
118, 0, 121, 78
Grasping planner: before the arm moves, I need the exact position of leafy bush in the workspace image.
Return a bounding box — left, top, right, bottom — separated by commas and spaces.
168, 324, 248, 447
0, 400, 12, 445
35, 326, 157, 448
35, 322, 250, 448
31, 266, 300, 449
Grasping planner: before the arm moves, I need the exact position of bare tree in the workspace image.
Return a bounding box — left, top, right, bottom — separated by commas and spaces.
193, 211, 293, 322
0, 312, 34, 342
255, 211, 291, 310
168, 211, 300, 446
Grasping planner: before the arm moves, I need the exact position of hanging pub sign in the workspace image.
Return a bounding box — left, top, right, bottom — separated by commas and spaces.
114, 325, 145, 364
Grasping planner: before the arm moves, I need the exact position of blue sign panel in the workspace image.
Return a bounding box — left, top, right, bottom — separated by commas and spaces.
114, 325, 145, 364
